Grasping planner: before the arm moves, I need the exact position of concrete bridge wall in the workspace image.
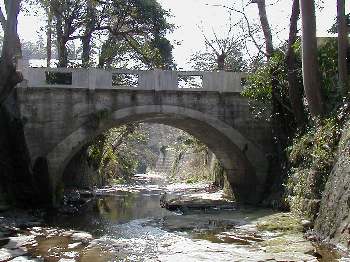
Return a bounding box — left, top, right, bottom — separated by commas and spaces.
16, 67, 271, 205
19, 67, 246, 92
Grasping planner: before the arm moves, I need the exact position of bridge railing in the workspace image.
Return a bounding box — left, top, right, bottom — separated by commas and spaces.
18, 66, 247, 93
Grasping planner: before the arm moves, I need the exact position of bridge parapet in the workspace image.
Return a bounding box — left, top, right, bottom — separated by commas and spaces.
18, 66, 246, 92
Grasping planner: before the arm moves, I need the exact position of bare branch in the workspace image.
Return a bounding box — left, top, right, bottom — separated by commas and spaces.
212, 28, 223, 51
197, 24, 219, 55
285, 0, 300, 61
122, 35, 153, 68
0, 7, 6, 30
210, 4, 268, 57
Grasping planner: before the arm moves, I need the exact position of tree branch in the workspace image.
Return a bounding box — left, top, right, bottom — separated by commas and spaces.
251, 0, 274, 58
210, 4, 268, 57
0, 7, 6, 30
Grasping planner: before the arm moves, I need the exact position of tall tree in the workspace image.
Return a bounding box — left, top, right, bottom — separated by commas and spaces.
50, 0, 85, 67
35, 0, 173, 68
337, 0, 349, 94
285, 0, 305, 127
299, 0, 324, 117
0, 0, 22, 105
45, 3, 52, 67
251, 0, 274, 60
81, 0, 96, 67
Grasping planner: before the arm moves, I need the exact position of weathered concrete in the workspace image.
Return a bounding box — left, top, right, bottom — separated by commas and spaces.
20, 68, 246, 92
16, 68, 271, 205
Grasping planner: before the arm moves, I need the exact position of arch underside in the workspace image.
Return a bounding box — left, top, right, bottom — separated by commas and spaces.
47, 105, 268, 204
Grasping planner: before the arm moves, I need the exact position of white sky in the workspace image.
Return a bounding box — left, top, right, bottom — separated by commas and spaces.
17, 0, 347, 69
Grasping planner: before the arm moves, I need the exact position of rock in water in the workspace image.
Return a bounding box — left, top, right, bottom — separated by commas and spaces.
161, 191, 235, 212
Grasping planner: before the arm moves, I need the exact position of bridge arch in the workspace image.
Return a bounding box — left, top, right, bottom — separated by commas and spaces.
46, 105, 268, 205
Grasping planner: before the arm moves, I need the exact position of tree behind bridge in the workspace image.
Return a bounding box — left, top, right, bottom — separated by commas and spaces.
30, 0, 174, 69
0, 0, 22, 105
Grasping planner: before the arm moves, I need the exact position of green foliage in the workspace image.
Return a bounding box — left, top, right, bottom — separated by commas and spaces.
166, 131, 214, 183
317, 39, 343, 112
27, 0, 174, 68
149, 36, 174, 69
241, 62, 272, 119
170, 134, 208, 154
242, 49, 301, 121
318, 39, 338, 93
95, 0, 174, 69
285, 117, 341, 218
289, 118, 340, 173
243, 39, 341, 121
328, 13, 350, 34
242, 38, 344, 217
86, 124, 150, 182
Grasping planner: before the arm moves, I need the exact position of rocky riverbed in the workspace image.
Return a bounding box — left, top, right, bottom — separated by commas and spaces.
0, 174, 348, 261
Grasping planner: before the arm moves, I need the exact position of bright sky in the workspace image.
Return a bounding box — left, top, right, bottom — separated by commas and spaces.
17, 0, 347, 70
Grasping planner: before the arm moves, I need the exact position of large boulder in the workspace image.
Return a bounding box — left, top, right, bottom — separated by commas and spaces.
161, 190, 235, 212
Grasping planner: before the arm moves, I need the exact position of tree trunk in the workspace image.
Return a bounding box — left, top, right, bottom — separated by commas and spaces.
57, 38, 68, 67
0, 0, 22, 105
55, 14, 68, 67
81, 2, 96, 68
285, 0, 305, 127
299, 0, 324, 117
46, 7, 52, 68
82, 34, 92, 67
337, 0, 349, 95
252, 0, 274, 59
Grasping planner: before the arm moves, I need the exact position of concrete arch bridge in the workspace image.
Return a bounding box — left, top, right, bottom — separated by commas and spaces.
16, 67, 272, 205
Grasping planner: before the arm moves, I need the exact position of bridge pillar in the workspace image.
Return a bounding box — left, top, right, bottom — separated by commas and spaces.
46, 154, 67, 207
225, 167, 264, 204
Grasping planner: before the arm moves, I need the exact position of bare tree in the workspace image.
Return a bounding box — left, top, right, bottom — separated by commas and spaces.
0, 0, 23, 105
210, 3, 269, 63
198, 22, 243, 71
337, 0, 349, 94
299, 0, 324, 117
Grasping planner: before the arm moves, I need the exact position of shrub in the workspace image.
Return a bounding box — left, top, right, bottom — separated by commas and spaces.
285, 117, 341, 219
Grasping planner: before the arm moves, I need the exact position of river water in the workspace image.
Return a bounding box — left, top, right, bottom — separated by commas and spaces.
0, 174, 347, 261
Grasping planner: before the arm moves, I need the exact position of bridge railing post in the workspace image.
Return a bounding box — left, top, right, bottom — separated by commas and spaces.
88, 68, 97, 90
159, 70, 177, 90
16, 58, 30, 88
19, 65, 247, 92
153, 69, 160, 91
86, 68, 112, 89
139, 70, 153, 90
201, 72, 209, 90
71, 69, 88, 88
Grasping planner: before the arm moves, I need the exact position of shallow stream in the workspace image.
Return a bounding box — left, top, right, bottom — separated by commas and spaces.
0, 174, 347, 261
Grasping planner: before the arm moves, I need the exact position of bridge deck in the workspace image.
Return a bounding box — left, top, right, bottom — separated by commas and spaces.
18, 66, 246, 93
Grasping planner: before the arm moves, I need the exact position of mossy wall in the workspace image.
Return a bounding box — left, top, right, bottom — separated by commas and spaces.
285, 117, 341, 220
314, 117, 350, 248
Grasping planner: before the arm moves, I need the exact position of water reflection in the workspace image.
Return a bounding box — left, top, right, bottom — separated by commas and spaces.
1, 174, 346, 261
95, 192, 171, 223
